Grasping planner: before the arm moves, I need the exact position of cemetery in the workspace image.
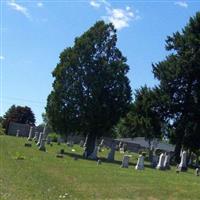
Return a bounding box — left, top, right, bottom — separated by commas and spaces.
0, 3, 200, 200
0, 131, 200, 200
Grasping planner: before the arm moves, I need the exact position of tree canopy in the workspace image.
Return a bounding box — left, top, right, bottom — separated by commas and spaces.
153, 12, 200, 160
2, 105, 36, 133
46, 21, 132, 157
114, 86, 163, 144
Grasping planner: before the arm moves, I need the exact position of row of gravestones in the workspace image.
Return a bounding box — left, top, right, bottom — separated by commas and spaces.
80, 139, 199, 174
22, 126, 74, 151
20, 130, 199, 176
22, 125, 49, 151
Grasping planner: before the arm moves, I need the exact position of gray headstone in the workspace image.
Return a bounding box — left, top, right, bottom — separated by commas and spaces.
195, 168, 199, 176
152, 154, 159, 168
121, 155, 130, 168
16, 129, 20, 137
39, 138, 46, 151
107, 141, 115, 161
88, 146, 98, 160
27, 127, 33, 141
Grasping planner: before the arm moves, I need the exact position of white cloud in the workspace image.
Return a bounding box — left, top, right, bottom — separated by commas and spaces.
7, 0, 31, 19
0, 56, 5, 60
37, 2, 43, 8
89, 0, 140, 30
90, 1, 101, 8
103, 7, 140, 30
174, 1, 188, 8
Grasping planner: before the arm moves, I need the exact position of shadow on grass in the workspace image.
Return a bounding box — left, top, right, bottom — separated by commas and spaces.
62, 151, 156, 169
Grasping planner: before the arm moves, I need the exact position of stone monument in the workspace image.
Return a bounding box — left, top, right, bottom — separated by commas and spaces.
107, 141, 116, 161
27, 127, 33, 141
135, 155, 144, 170
156, 153, 165, 170
121, 155, 131, 168
178, 150, 187, 171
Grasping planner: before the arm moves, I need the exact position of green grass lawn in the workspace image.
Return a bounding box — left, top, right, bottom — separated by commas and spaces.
0, 135, 199, 200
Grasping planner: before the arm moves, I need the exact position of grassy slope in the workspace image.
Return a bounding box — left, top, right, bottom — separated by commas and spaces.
0, 135, 200, 200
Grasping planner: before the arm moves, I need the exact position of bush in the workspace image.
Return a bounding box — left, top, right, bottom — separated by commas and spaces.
48, 133, 60, 142
0, 124, 5, 135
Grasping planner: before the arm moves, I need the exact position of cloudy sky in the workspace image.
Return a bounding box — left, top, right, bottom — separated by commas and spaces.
0, 0, 200, 124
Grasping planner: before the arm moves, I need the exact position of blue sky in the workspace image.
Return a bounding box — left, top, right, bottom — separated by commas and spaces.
0, 0, 200, 125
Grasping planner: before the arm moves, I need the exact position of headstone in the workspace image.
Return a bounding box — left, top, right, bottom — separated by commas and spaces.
33, 131, 39, 142
119, 141, 123, 149
79, 140, 84, 147
178, 150, 187, 171
163, 153, 170, 169
107, 141, 116, 161
67, 141, 74, 147
57, 137, 62, 145
152, 154, 159, 168
121, 155, 131, 168
123, 143, 128, 152
99, 139, 104, 147
98, 139, 104, 152
42, 124, 48, 140
195, 168, 199, 176
39, 138, 46, 151
16, 129, 20, 137
135, 155, 144, 170
36, 132, 43, 146
156, 153, 165, 170
97, 159, 102, 165
46, 136, 51, 145
27, 127, 33, 141
88, 146, 98, 160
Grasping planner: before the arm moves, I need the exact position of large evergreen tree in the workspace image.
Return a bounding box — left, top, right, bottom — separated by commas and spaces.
115, 86, 163, 145
153, 12, 200, 161
46, 21, 132, 157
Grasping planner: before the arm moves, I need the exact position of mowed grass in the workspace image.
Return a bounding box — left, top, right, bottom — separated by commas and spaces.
0, 135, 200, 200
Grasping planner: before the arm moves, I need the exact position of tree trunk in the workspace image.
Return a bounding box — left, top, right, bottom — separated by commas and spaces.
83, 132, 96, 158
174, 142, 182, 163
195, 155, 199, 167
187, 149, 192, 166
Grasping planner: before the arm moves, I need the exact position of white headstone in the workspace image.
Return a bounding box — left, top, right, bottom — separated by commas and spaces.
16, 129, 20, 137
42, 124, 47, 140
39, 138, 46, 151
36, 132, 43, 146
33, 132, 39, 141
163, 153, 170, 169
121, 155, 130, 168
27, 127, 33, 141
135, 155, 144, 170
178, 150, 187, 171
156, 153, 165, 170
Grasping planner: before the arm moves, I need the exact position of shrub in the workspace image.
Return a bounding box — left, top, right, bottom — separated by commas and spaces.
0, 124, 5, 135
48, 133, 60, 142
